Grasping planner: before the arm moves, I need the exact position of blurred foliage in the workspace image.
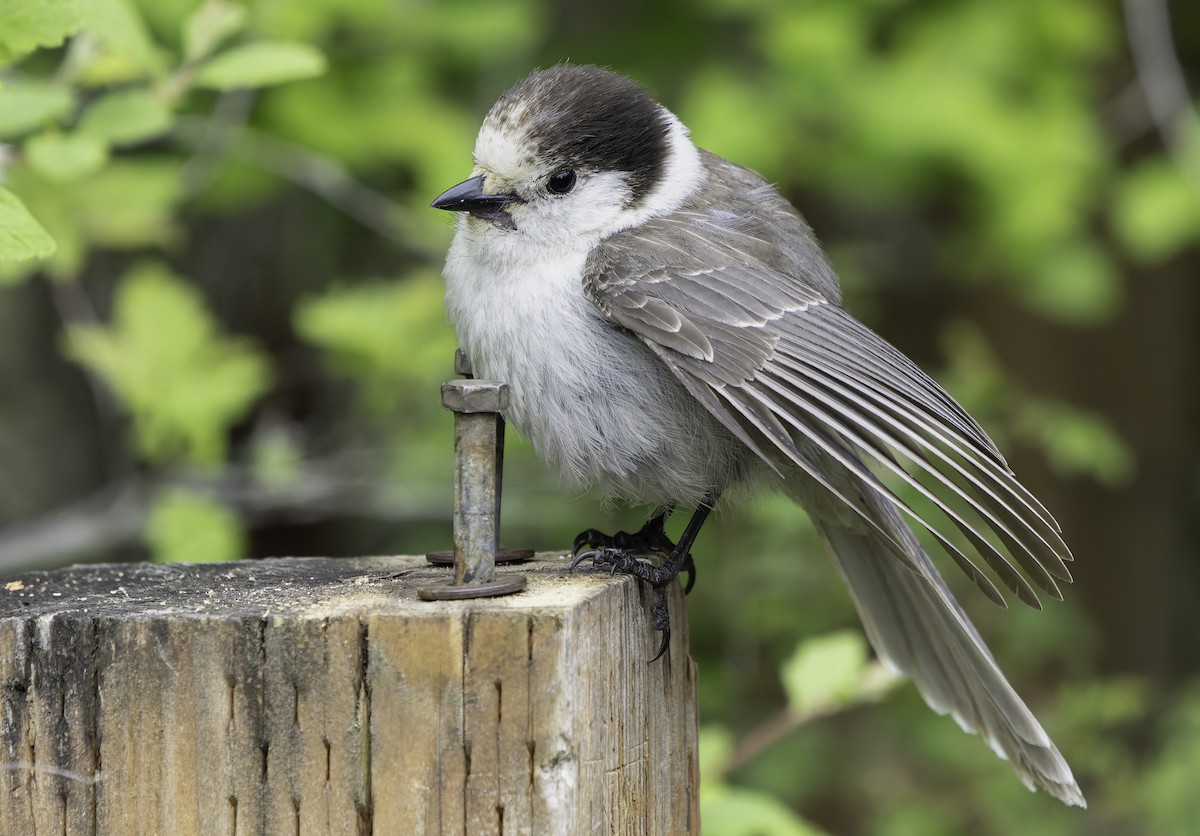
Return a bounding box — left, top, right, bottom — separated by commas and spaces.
1, 0, 1198, 833
295, 271, 458, 417
63, 259, 270, 464
145, 485, 244, 563
937, 321, 1135, 488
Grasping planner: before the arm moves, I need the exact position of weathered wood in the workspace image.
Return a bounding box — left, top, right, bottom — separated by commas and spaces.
0, 554, 698, 835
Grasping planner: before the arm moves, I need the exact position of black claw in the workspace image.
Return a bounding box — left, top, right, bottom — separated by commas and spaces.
569, 549, 598, 572
572, 528, 610, 556
682, 555, 696, 595
649, 628, 671, 663
649, 586, 671, 662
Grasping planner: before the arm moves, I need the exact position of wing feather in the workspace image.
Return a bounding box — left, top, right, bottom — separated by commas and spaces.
584, 205, 1073, 608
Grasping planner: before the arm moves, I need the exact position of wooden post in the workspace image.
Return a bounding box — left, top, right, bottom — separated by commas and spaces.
0, 554, 698, 835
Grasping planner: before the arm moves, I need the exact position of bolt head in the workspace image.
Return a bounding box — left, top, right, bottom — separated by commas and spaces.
441, 379, 509, 413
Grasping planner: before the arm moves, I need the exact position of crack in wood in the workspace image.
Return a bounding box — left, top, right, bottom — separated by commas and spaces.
355, 620, 372, 836
226, 675, 236, 729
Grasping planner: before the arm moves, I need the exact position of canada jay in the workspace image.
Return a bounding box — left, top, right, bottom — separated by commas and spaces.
433, 64, 1084, 806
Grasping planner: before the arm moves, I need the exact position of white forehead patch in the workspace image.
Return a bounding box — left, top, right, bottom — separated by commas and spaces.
474, 99, 535, 184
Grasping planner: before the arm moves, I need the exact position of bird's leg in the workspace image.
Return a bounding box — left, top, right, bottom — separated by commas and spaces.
572, 493, 718, 661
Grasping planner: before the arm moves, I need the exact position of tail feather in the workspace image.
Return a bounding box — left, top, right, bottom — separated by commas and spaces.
813, 497, 1086, 807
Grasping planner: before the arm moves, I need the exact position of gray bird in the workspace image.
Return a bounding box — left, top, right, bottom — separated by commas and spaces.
432, 64, 1085, 806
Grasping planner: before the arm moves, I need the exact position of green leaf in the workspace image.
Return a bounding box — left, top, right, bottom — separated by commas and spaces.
195, 41, 327, 90
0, 168, 82, 280
295, 272, 457, 414
77, 0, 163, 83
146, 488, 243, 563
24, 133, 109, 182
250, 430, 303, 488
1015, 241, 1121, 327
0, 158, 184, 281
77, 88, 172, 146
698, 725, 736, 782
183, 0, 247, 63
702, 721, 834, 825
1139, 684, 1200, 834
0, 81, 73, 140
72, 159, 185, 248
701, 785, 829, 836
0, 0, 86, 64
1015, 400, 1135, 487
1112, 159, 1200, 265
0, 187, 57, 263
62, 261, 270, 464
780, 631, 887, 717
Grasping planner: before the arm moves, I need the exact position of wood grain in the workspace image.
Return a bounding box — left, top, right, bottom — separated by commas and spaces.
0, 554, 698, 835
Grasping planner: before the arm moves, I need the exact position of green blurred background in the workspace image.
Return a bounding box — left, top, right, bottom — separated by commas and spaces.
1, 0, 1198, 833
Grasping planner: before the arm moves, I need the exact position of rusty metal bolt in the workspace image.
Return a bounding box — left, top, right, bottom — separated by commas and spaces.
419, 365, 526, 600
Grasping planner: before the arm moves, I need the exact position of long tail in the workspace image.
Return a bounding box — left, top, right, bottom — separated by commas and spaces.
812, 494, 1086, 806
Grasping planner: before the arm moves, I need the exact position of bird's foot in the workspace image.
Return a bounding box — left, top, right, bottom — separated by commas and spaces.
572, 517, 697, 594
572, 521, 674, 557
569, 546, 685, 584
569, 546, 693, 662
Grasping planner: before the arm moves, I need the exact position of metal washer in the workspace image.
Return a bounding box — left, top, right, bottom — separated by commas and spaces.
417, 575, 528, 600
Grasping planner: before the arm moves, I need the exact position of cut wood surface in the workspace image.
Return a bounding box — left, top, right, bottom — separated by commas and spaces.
0, 553, 698, 835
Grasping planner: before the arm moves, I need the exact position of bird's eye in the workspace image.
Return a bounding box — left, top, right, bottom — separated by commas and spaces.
546, 169, 577, 195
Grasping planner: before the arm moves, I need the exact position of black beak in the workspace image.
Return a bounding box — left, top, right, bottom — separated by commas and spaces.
431, 175, 520, 214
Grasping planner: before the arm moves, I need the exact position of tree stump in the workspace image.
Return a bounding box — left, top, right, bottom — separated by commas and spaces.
0, 554, 698, 835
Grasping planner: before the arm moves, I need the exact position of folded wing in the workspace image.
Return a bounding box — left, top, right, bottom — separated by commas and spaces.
585, 208, 1073, 610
